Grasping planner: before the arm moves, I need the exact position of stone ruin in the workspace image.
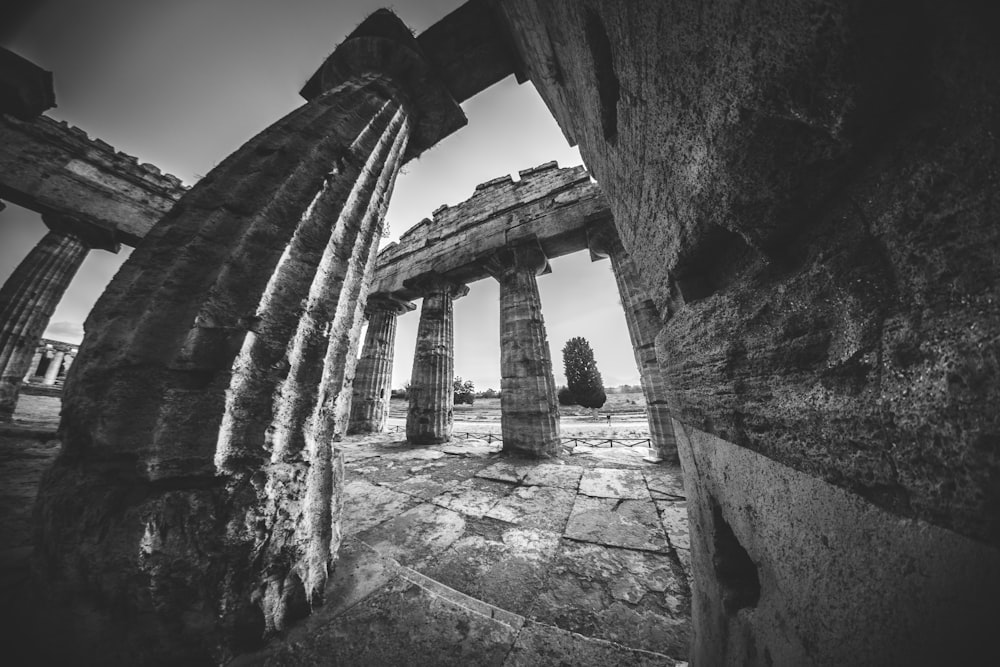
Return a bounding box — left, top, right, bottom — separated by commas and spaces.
0, 0, 998, 664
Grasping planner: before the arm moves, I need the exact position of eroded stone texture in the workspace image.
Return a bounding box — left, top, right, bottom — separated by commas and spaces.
348, 294, 413, 434
483, 241, 560, 457
0, 229, 92, 420
499, 1, 1000, 663
589, 225, 677, 462
405, 273, 467, 445
31, 10, 468, 661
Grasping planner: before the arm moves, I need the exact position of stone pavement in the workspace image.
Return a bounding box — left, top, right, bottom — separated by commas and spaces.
0, 396, 691, 665
239, 433, 692, 666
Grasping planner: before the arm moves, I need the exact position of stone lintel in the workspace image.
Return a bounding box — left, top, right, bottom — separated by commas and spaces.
0, 114, 186, 247
43, 213, 120, 253
372, 165, 608, 301
299, 10, 466, 162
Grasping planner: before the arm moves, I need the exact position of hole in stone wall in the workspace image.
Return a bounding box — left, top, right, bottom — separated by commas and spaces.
584, 8, 620, 143
671, 224, 752, 303
710, 498, 760, 614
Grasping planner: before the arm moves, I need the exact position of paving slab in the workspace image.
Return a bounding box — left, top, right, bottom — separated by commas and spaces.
654, 500, 690, 550
485, 485, 577, 532
645, 467, 686, 499
529, 539, 690, 658
357, 502, 466, 569
342, 479, 419, 535
241, 572, 521, 666
438, 439, 502, 457
565, 496, 669, 552
522, 462, 585, 489
431, 478, 512, 518
475, 460, 532, 484
503, 620, 681, 666
571, 446, 652, 467
422, 523, 561, 617
394, 473, 461, 501
579, 468, 650, 499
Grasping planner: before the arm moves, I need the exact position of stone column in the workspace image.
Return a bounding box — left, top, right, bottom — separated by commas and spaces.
590, 225, 678, 462
23, 348, 42, 381
60, 352, 75, 377
0, 229, 92, 420
405, 273, 468, 445
33, 10, 465, 664
42, 349, 65, 385
348, 293, 414, 434
483, 240, 561, 457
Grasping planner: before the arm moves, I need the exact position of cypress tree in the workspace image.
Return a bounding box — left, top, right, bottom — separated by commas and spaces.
562, 337, 607, 409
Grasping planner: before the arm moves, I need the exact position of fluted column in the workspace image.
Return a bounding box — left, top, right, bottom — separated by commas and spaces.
33, 11, 465, 662
590, 225, 678, 462
42, 349, 65, 385
405, 273, 468, 445
0, 230, 89, 420
349, 293, 414, 434
483, 241, 560, 457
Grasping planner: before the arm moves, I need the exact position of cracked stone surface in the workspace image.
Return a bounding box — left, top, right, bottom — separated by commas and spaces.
529, 540, 690, 657
522, 462, 584, 489
485, 485, 577, 532
504, 621, 681, 667
430, 478, 512, 518
654, 500, 690, 550
422, 520, 561, 616
356, 502, 466, 569
645, 466, 686, 499
475, 460, 532, 484
565, 496, 669, 552
579, 468, 650, 499
342, 479, 418, 535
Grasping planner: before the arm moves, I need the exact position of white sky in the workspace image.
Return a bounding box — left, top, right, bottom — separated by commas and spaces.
0, 0, 640, 391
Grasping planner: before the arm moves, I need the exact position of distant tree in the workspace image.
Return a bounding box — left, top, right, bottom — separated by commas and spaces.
391, 383, 410, 399
562, 337, 607, 409
557, 386, 577, 406
453, 376, 475, 405
477, 387, 500, 399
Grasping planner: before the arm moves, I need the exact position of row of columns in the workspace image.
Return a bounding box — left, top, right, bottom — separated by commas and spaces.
347, 229, 677, 462
23, 345, 76, 384
0, 216, 115, 421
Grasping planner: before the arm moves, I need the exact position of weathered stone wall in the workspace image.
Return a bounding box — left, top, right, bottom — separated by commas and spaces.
0, 114, 186, 245
372, 162, 610, 299
499, 0, 1000, 663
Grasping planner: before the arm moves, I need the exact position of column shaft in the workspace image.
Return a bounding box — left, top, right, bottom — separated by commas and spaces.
23, 349, 42, 381
35, 75, 413, 663
607, 243, 678, 462
486, 243, 560, 457
349, 296, 410, 434
406, 276, 466, 445
0, 231, 88, 419
42, 349, 65, 385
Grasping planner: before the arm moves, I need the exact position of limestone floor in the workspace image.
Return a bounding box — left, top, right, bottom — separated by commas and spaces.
240, 433, 692, 665
0, 395, 691, 666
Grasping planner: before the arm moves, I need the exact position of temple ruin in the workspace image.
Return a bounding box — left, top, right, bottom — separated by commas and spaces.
1, 0, 998, 664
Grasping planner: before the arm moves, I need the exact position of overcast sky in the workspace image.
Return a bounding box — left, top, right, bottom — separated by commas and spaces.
0, 0, 639, 391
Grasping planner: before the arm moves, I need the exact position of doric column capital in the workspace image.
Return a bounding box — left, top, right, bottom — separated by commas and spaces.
480, 238, 550, 280
365, 292, 416, 316
403, 271, 469, 299
300, 9, 466, 161
586, 221, 624, 261
42, 214, 120, 253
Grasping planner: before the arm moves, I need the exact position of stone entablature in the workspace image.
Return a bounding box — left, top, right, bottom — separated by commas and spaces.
371, 161, 610, 300
0, 113, 187, 246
